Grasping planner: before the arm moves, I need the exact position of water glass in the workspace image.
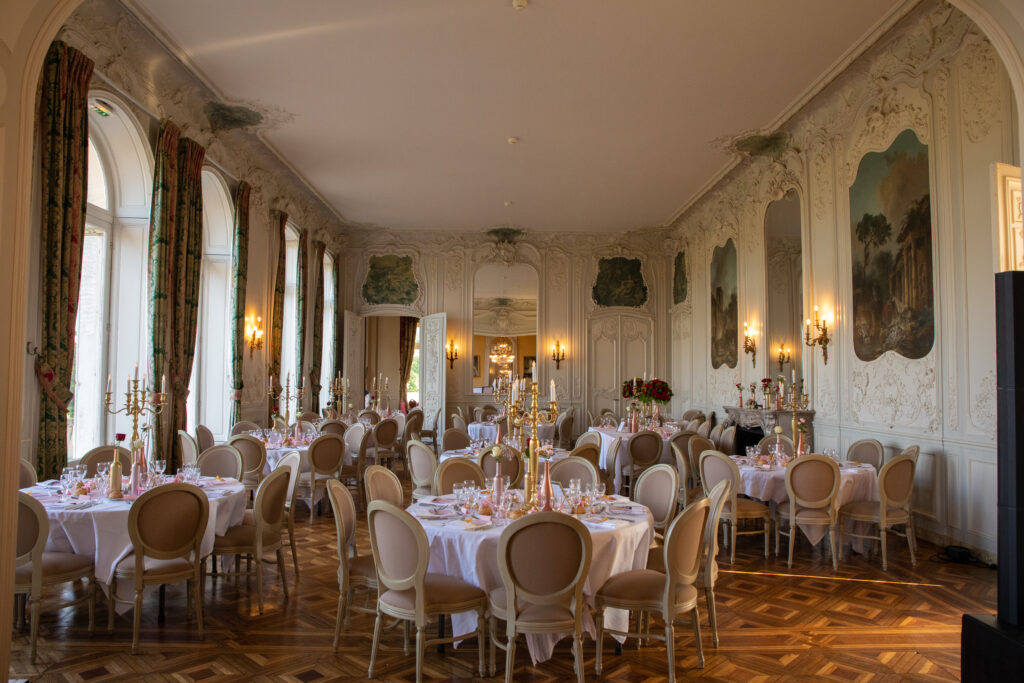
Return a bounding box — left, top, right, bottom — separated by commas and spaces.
153, 459, 166, 475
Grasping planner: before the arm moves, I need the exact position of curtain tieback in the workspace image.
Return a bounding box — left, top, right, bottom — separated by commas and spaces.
34, 358, 74, 412
172, 378, 190, 400
231, 389, 243, 400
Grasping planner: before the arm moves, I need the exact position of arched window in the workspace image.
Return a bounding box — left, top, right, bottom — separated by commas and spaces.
279, 225, 300, 397
319, 251, 336, 411
186, 169, 234, 440
69, 95, 152, 461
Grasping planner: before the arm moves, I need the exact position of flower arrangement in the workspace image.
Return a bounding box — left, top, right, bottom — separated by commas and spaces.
639, 378, 674, 404
621, 377, 642, 399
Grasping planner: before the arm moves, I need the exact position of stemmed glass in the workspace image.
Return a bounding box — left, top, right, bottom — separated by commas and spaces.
152, 459, 166, 485
60, 466, 76, 502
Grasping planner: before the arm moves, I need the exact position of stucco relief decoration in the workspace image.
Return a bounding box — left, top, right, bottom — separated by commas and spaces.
673, 251, 688, 304
850, 128, 934, 361
971, 370, 996, 434
958, 41, 1003, 143
361, 254, 419, 306
849, 354, 937, 431
710, 239, 738, 369
592, 257, 648, 308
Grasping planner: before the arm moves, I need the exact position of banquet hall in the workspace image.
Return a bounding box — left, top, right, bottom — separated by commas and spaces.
3, 0, 1024, 680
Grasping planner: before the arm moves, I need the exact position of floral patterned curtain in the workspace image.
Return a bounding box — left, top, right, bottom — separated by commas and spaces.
308, 241, 326, 413
295, 229, 309, 404
229, 181, 251, 425
268, 211, 288, 422
35, 41, 94, 480
398, 316, 418, 407
333, 251, 344, 399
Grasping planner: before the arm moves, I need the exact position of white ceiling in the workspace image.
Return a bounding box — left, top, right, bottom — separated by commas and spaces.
132, 0, 903, 233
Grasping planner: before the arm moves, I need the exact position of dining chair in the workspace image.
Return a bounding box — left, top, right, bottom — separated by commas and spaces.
327, 479, 377, 644
478, 445, 523, 486
671, 444, 704, 510
575, 431, 601, 448
603, 436, 622, 494
758, 433, 794, 456
195, 424, 215, 452
685, 418, 703, 432
109, 483, 207, 652
681, 409, 704, 422
364, 464, 404, 507
434, 457, 485, 494
403, 409, 424, 446
339, 426, 370, 510
299, 411, 320, 423
482, 404, 499, 419
80, 445, 131, 477
16, 492, 95, 661
549, 456, 599, 489
557, 413, 575, 450
319, 419, 348, 436
299, 433, 346, 522
416, 407, 442, 452
634, 464, 679, 555
696, 421, 712, 438
776, 454, 841, 569
718, 426, 738, 456
708, 423, 725, 448
687, 435, 715, 490
586, 410, 596, 428
231, 420, 261, 436
699, 450, 771, 563
489, 512, 592, 683
370, 418, 400, 470
595, 497, 710, 681
343, 421, 366, 460
177, 430, 199, 467
228, 434, 267, 497
452, 414, 468, 431
839, 452, 918, 570
407, 439, 439, 500
197, 444, 243, 479
567, 442, 601, 473
625, 430, 662, 495
210, 466, 291, 614
19, 459, 37, 488
358, 409, 380, 425
269, 451, 301, 580
847, 438, 885, 470
442, 427, 471, 452
294, 420, 316, 439
668, 431, 697, 486
899, 444, 920, 464
366, 501, 488, 682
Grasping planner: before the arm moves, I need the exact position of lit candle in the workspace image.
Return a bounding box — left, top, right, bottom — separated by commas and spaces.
512, 381, 519, 403
286, 371, 291, 387
531, 361, 537, 378
791, 368, 796, 386
161, 374, 167, 395
134, 362, 139, 381
549, 379, 556, 403
106, 375, 112, 394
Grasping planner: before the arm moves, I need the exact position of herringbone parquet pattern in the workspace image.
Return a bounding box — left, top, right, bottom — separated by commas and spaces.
10, 484, 996, 682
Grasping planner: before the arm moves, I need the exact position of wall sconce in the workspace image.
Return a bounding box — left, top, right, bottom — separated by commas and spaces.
245, 314, 264, 358
776, 344, 792, 374
742, 322, 758, 368
551, 339, 566, 370
446, 339, 459, 369
805, 306, 833, 365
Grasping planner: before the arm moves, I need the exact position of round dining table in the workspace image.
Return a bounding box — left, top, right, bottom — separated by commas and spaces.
588, 427, 675, 493
408, 496, 653, 664
23, 476, 248, 611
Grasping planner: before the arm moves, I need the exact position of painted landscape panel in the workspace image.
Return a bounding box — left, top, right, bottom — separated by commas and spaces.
710, 239, 738, 369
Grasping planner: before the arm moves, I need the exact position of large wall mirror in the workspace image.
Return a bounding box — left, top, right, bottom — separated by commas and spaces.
764, 189, 803, 383
472, 263, 538, 394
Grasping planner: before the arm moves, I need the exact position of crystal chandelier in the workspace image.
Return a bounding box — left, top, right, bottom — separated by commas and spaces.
489, 336, 515, 368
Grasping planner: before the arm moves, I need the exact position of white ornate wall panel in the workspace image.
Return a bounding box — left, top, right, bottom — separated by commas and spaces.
586, 313, 654, 420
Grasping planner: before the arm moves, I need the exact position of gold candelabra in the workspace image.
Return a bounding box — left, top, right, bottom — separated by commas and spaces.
329, 375, 350, 419
104, 371, 167, 446
506, 381, 559, 506
743, 322, 758, 368
804, 306, 832, 365
269, 374, 302, 435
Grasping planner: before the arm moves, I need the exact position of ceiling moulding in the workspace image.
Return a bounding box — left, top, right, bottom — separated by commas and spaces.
663, 0, 919, 228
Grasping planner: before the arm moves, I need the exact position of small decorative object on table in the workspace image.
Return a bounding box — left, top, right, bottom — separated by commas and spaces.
109, 432, 126, 499
796, 418, 809, 455
736, 382, 743, 407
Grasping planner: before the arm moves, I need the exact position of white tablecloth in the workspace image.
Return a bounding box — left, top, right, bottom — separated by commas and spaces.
589, 427, 673, 493
410, 498, 653, 664
27, 477, 247, 612
732, 458, 878, 547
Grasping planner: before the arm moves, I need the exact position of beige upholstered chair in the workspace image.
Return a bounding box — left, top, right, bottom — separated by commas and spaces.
434, 457, 485, 494
899, 444, 920, 463
343, 421, 366, 461
110, 483, 207, 652
299, 411, 320, 423
625, 430, 662, 495
319, 419, 347, 436
195, 424, 215, 452
635, 464, 679, 549
575, 431, 601, 448
700, 450, 771, 562
478, 445, 523, 487
293, 420, 316, 439
671, 444, 704, 510
358, 408, 380, 425
370, 417, 400, 470
212, 467, 291, 614
839, 453, 918, 570
339, 427, 370, 509
685, 418, 703, 431
19, 459, 37, 488
687, 436, 715, 492
847, 438, 885, 470
472, 407, 484, 422
481, 404, 499, 420
603, 436, 622, 494
366, 501, 487, 681
442, 427, 472, 452
403, 410, 424, 447
299, 433, 346, 522
178, 430, 199, 466
557, 413, 575, 450
231, 420, 261, 436
696, 479, 731, 647
16, 492, 95, 661
718, 426, 738, 456
416, 407, 442, 451
489, 512, 592, 682
668, 431, 697, 485
364, 464, 404, 507
549, 456, 599, 489
228, 434, 267, 495
708, 423, 725, 448
696, 421, 712, 438
452, 414, 468, 431
567, 442, 601, 473
758, 433, 794, 456
270, 452, 301, 580
407, 439, 439, 500
595, 497, 711, 680
681, 409, 704, 422
776, 454, 841, 569
80, 445, 131, 477
197, 444, 243, 479
327, 479, 377, 644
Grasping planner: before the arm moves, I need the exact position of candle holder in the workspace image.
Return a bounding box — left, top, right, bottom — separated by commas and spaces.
743, 322, 758, 368
104, 375, 167, 446
804, 307, 832, 365
507, 381, 559, 506
776, 345, 792, 374
269, 375, 303, 436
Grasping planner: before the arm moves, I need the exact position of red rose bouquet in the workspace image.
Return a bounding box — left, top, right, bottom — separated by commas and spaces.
621, 377, 642, 399
639, 378, 673, 404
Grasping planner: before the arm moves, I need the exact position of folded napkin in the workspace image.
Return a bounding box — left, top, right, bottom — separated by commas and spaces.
464, 516, 492, 531
609, 503, 645, 516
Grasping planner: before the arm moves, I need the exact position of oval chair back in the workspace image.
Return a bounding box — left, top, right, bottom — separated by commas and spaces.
557, 414, 575, 449
628, 430, 663, 470
197, 445, 243, 479
442, 428, 471, 452
365, 502, 429, 622
758, 433, 794, 457
319, 419, 348, 436
19, 459, 37, 488
374, 418, 400, 449
847, 438, 885, 470
709, 423, 725, 448
899, 444, 920, 464
718, 426, 737, 456
687, 436, 715, 489
195, 424, 215, 452
879, 453, 917, 511
634, 463, 679, 533
478, 445, 522, 487
80, 446, 131, 478
785, 454, 840, 512
364, 464, 404, 507
452, 414, 468, 431
696, 421, 712, 438
228, 434, 267, 487
434, 457, 485, 494
604, 436, 622, 494
567, 442, 600, 472
575, 431, 601, 449
403, 410, 424, 443
178, 430, 199, 466
407, 440, 439, 492
344, 422, 367, 460
681, 409, 704, 422
671, 443, 697, 508
231, 420, 261, 436
661, 497, 711, 604
549, 456, 599, 489
358, 409, 380, 425
309, 433, 346, 477
272, 415, 288, 432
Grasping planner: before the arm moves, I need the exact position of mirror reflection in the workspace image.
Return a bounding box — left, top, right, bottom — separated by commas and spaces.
472, 263, 538, 394
764, 189, 803, 383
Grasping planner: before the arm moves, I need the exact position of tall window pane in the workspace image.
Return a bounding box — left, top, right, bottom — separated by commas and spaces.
319, 253, 335, 412
280, 228, 299, 400
69, 229, 107, 460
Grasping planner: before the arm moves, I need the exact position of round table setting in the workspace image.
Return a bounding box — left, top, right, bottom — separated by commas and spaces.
405, 490, 653, 664
588, 426, 676, 493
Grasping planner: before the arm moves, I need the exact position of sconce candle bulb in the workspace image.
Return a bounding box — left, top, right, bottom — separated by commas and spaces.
445, 338, 459, 369
245, 314, 265, 358
805, 306, 832, 364
551, 339, 566, 369
742, 322, 758, 368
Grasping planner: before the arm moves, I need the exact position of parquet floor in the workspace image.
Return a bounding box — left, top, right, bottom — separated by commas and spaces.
9, 481, 996, 682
